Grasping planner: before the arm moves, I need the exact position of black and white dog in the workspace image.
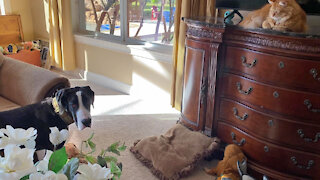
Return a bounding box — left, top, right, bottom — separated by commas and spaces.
0, 86, 94, 151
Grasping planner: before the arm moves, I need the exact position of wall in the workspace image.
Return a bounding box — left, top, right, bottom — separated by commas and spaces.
30, 0, 49, 41
3, 0, 49, 41
7, 0, 34, 41
74, 41, 173, 103
75, 43, 133, 85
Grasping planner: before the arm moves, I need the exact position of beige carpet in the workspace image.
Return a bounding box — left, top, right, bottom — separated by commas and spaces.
57, 69, 218, 179
67, 114, 218, 180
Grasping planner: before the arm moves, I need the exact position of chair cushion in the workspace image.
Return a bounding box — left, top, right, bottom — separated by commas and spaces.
0, 96, 19, 111
130, 124, 220, 180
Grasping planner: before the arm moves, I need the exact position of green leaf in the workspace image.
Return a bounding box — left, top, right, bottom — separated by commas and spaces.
97, 155, 107, 167
85, 155, 96, 164
108, 142, 119, 150
104, 156, 118, 163
63, 158, 79, 180
100, 149, 106, 156
20, 175, 29, 180
107, 142, 120, 155
87, 133, 95, 142
88, 140, 96, 151
110, 161, 122, 178
48, 147, 68, 173
112, 149, 120, 156
117, 162, 123, 171
117, 143, 127, 151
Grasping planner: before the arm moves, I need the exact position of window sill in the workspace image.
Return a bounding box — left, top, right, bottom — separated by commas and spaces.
74, 34, 173, 64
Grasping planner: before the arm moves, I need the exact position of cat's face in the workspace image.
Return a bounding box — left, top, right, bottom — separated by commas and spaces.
268, 0, 294, 20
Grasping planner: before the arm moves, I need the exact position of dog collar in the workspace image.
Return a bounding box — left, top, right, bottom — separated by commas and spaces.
52, 97, 74, 125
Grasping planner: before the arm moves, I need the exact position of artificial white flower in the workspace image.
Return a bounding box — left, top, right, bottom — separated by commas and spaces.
29, 171, 68, 180
0, 125, 37, 149
36, 150, 53, 172
49, 127, 69, 146
77, 163, 113, 180
0, 144, 36, 180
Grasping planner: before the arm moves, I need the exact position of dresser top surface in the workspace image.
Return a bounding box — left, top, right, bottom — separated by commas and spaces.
183, 17, 320, 39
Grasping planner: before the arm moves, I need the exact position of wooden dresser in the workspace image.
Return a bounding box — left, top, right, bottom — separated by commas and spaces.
180, 17, 320, 179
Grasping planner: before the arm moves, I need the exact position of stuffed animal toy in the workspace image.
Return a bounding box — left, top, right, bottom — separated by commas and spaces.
23, 41, 34, 50
237, 159, 255, 180
7, 44, 18, 54
65, 143, 87, 163
205, 144, 247, 180
32, 40, 41, 50
1, 46, 9, 55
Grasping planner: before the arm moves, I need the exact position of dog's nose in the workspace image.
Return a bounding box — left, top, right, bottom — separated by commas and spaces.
82, 118, 91, 127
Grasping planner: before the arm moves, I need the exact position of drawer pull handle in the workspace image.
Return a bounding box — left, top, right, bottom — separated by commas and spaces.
278, 61, 285, 69
241, 56, 257, 68
310, 68, 320, 82
231, 132, 246, 146
236, 82, 253, 95
297, 129, 320, 142
304, 99, 320, 113
233, 107, 248, 121
291, 156, 314, 170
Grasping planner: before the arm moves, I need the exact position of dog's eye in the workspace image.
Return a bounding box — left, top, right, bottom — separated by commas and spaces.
72, 104, 78, 109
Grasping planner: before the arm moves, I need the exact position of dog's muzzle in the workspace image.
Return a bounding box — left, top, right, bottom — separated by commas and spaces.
82, 118, 91, 128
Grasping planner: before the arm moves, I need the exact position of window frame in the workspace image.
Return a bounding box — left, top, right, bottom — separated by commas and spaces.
77, 0, 174, 53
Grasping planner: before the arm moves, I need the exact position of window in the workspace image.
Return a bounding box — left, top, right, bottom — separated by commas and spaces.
80, 0, 175, 46
0, 0, 5, 15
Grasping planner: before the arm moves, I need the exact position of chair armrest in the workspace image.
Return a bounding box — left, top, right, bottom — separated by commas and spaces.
0, 57, 70, 106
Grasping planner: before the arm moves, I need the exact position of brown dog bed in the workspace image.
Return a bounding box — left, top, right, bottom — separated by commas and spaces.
130, 124, 220, 180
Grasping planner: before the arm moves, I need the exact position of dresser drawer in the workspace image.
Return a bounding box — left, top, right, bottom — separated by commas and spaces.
221, 73, 320, 123
224, 46, 320, 91
217, 122, 320, 178
219, 98, 320, 154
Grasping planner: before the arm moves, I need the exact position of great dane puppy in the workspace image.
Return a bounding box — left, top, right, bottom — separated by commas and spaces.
0, 86, 94, 151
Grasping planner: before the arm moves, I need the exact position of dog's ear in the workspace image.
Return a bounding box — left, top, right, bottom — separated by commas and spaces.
83, 86, 95, 106
55, 88, 69, 111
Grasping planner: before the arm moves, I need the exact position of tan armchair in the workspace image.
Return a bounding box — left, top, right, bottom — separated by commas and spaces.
0, 52, 70, 111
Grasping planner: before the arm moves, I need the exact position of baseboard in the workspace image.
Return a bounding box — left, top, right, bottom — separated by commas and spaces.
84, 71, 131, 95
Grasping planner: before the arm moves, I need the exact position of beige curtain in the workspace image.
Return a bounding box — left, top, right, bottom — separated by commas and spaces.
171, 0, 216, 111
48, 0, 76, 70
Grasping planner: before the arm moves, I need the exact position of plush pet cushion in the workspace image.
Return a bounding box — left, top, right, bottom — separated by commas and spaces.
130, 124, 220, 180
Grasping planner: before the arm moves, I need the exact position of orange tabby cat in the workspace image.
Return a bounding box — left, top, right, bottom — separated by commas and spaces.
239, 3, 271, 29
239, 0, 307, 33
262, 0, 307, 32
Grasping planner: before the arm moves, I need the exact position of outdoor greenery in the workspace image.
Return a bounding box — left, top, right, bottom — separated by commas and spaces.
131, 1, 174, 19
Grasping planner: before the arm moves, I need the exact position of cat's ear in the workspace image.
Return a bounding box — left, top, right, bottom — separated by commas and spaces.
268, 0, 276, 4
279, 1, 287, 6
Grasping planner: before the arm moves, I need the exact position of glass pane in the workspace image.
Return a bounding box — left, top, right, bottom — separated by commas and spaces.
0, 3, 3, 15
84, 0, 121, 36
128, 0, 176, 45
